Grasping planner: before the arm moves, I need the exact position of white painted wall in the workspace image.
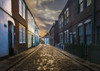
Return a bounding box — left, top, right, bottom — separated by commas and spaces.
0, 9, 15, 57
0, 0, 12, 15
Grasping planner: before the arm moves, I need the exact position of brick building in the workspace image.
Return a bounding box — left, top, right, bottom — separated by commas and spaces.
49, 24, 54, 46
49, 21, 59, 46
58, 0, 100, 47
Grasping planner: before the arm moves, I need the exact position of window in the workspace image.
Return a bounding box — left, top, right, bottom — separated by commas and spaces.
65, 8, 69, 24
67, 30, 69, 44
97, 27, 100, 44
61, 17, 63, 28
85, 22, 92, 44
59, 19, 61, 29
87, 0, 92, 7
61, 33, 63, 43
23, 28, 25, 43
70, 33, 73, 44
19, 24, 26, 44
19, 26, 22, 43
79, 0, 84, 12
19, 0, 22, 16
23, 2, 25, 19
64, 31, 67, 43
19, 0, 26, 19
73, 32, 76, 44
78, 26, 83, 44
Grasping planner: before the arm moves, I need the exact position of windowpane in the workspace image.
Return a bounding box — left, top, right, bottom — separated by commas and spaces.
79, 26, 83, 36
97, 27, 100, 44
80, 3, 84, 12
79, 36, 83, 44
19, 0, 22, 16
66, 8, 69, 23
23, 2, 25, 19
86, 23, 92, 35
67, 31, 69, 44
64, 32, 67, 43
70, 34, 73, 44
87, 0, 91, 7
19, 0, 25, 19
78, 26, 83, 44
85, 23, 92, 44
23, 28, 25, 43
73, 33, 76, 44
19, 24, 25, 44
79, 0, 83, 3
86, 36, 92, 44
19, 26, 22, 43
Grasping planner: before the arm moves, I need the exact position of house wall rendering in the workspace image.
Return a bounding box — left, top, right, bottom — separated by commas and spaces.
0, 0, 39, 57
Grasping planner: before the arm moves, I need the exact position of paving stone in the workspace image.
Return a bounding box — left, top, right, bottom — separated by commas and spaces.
9, 45, 91, 71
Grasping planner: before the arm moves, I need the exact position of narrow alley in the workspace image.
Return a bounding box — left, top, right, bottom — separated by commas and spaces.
0, 44, 98, 71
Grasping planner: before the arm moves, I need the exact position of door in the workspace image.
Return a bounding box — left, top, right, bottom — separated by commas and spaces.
8, 22, 14, 56
31, 35, 33, 47
97, 27, 100, 44
8, 30, 14, 56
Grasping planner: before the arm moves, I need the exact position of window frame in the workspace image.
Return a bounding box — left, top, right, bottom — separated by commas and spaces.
19, 0, 26, 19
79, 0, 84, 13
19, 24, 26, 44
78, 25, 84, 44
85, 21, 92, 45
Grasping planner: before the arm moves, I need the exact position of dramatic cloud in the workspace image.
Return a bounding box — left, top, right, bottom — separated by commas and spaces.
25, 0, 68, 37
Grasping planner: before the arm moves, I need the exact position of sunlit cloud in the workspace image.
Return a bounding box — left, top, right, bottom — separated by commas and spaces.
25, 0, 67, 37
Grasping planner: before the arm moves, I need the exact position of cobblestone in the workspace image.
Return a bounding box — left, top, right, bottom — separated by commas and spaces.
9, 45, 91, 71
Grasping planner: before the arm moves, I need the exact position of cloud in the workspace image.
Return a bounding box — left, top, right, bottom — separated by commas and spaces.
25, 0, 67, 37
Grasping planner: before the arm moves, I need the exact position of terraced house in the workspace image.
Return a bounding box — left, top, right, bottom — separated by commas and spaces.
0, 0, 39, 58
58, 0, 100, 47
49, 0, 100, 64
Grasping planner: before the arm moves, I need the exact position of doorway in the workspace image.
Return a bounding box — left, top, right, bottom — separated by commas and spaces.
8, 21, 14, 56
97, 27, 100, 44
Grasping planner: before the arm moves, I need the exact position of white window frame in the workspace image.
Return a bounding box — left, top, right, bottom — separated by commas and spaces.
87, 0, 92, 7
19, 24, 26, 44
19, 0, 26, 19
79, 0, 84, 12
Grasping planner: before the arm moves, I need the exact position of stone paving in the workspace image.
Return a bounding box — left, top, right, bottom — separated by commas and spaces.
9, 45, 91, 71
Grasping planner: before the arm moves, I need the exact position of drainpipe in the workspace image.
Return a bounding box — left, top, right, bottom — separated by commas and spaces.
92, 0, 95, 44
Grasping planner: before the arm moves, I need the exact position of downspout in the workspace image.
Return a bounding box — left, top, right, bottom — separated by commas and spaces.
92, 0, 95, 44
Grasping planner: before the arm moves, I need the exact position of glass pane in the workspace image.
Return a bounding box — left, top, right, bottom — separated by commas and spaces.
23, 2, 25, 19
80, 3, 83, 12
87, 0, 91, 6
19, 26, 22, 43
86, 36, 92, 44
79, 0, 83, 3
19, 0, 22, 16
67, 31, 69, 43
79, 36, 83, 44
97, 27, 100, 44
73, 34, 76, 44
79, 26, 83, 36
70, 34, 73, 44
86, 23, 92, 35
23, 28, 25, 43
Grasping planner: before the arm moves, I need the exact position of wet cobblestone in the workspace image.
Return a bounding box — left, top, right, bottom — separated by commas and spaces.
10, 45, 90, 71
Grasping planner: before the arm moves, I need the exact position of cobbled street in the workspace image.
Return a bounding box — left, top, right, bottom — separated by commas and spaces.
7, 44, 92, 71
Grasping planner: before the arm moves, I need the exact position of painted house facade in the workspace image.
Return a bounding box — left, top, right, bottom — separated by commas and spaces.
43, 33, 50, 44
0, 0, 39, 58
0, 0, 15, 57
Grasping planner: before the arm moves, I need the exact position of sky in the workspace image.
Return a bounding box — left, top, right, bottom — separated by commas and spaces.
25, 0, 68, 37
